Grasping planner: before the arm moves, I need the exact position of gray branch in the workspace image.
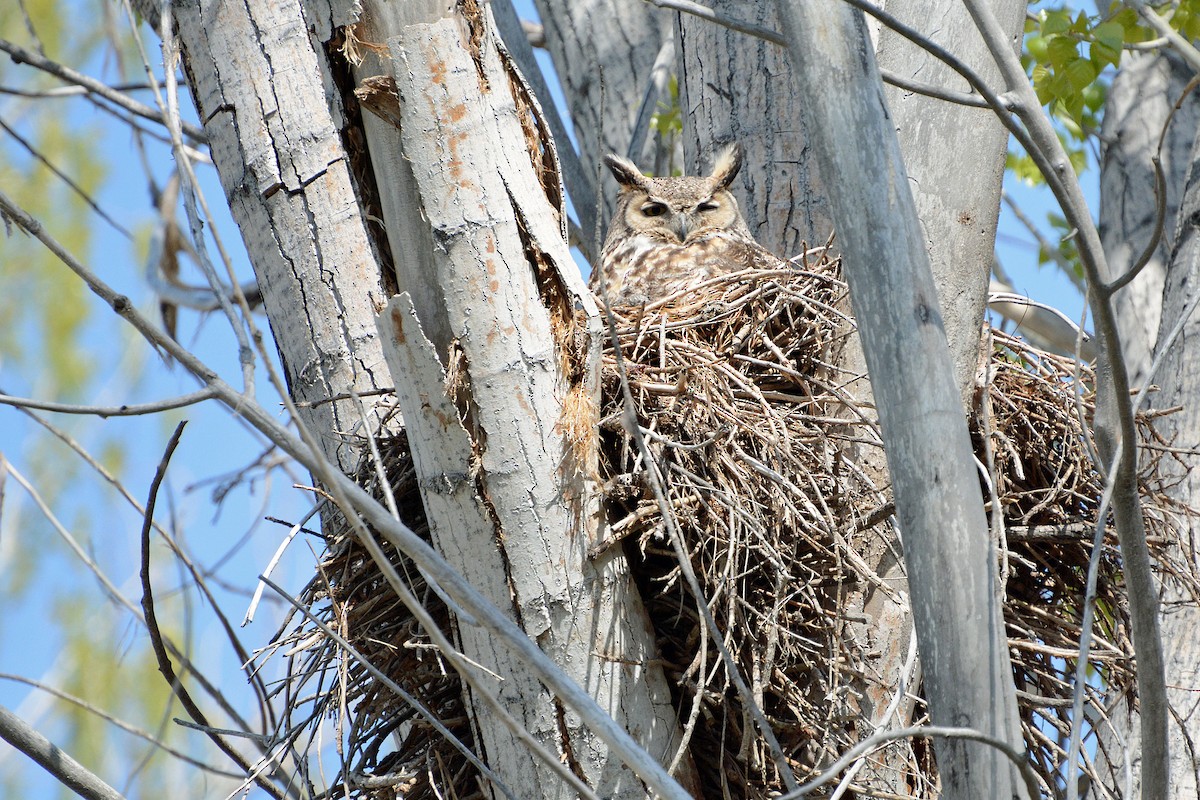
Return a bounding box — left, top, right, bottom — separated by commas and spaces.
0, 705, 125, 800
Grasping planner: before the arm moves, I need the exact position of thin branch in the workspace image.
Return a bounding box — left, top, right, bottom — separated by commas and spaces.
777, 725, 1043, 800
0, 387, 215, 417
1125, 1, 1200, 72
1001, 190, 1085, 290
0, 79, 166, 97
0, 673, 242, 778
1102, 154, 1166, 295
137, 423, 289, 800
0, 38, 207, 141
0, 116, 132, 238
257, 577, 525, 800
0, 705, 125, 800
642, 0, 997, 109
146, 10, 258, 396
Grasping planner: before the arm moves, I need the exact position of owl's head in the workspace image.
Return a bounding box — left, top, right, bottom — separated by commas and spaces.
604, 144, 751, 245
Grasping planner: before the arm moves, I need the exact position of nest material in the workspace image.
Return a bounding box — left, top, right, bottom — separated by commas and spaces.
259, 247, 1195, 799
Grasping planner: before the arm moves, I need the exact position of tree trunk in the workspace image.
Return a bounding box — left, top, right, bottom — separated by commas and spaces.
370, 9, 690, 796
876, 0, 1025, 405
676, 0, 835, 258
174, 0, 395, 472
1100, 50, 1200, 386
177, 1, 693, 796
1101, 49, 1200, 797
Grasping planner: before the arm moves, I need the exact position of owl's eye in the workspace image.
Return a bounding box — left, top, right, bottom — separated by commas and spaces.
697, 200, 720, 213
641, 202, 667, 217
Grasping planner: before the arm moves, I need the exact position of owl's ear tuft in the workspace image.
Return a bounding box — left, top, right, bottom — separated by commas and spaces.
710, 143, 744, 190
604, 154, 651, 191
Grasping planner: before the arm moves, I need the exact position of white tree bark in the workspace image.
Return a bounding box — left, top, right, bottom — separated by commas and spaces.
373, 9, 691, 798
174, 0, 394, 471
774, 3, 1028, 798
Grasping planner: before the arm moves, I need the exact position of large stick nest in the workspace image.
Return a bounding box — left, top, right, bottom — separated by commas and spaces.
257, 247, 1196, 799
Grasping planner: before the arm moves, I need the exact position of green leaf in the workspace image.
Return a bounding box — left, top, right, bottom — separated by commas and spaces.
1047, 35, 1079, 69
1042, 9, 1071, 36
1027, 35, 1050, 63
1064, 57, 1097, 93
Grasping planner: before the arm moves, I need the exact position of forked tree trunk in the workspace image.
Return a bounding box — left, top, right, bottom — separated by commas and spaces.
174, 0, 693, 797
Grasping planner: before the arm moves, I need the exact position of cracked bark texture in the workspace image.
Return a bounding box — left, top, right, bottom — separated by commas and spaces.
174, 0, 393, 471
530, 0, 672, 231
374, 12, 691, 797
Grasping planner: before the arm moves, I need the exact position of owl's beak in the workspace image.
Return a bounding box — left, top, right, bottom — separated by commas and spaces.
671, 214, 692, 243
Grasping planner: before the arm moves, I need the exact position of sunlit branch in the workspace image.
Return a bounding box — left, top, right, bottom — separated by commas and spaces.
1125, 0, 1200, 72
0, 673, 242, 778
0, 38, 207, 142
0, 705, 125, 800
0, 387, 216, 417
776, 724, 1044, 799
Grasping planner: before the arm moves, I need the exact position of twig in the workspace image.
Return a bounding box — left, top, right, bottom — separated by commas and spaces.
0, 387, 215, 417
138, 423, 289, 800
0, 672, 243, 778
257, 577, 524, 800
776, 724, 1043, 800
1103, 76, 1200, 297
0, 705, 125, 800
0, 38, 207, 141
959, 3, 1169, 798
1, 399, 262, 732
0, 116, 132, 237
1125, 1, 1200, 73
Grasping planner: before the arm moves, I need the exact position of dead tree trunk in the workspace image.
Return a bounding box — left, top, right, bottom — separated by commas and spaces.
173, 0, 692, 797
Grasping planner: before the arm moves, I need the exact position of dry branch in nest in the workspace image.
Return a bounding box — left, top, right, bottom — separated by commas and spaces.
256, 246, 1196, 799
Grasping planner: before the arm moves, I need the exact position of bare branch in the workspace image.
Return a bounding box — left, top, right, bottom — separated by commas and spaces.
957, 2, 1169, 797
0, 673, 242, 778
0, 38, 207, 142
0, 116, 132, 237
1125, 1, 1200, 72
777, 724, 1044, 800
0, 387, 216, 417
644, 0, 997, 108
0, 705, 125, 800
137, 423, 290, 800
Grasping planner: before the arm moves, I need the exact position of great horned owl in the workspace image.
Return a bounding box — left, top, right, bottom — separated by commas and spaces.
590, 144, 784, 305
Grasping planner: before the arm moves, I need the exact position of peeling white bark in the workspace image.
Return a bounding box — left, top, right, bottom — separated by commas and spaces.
375, 10, 689, 797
